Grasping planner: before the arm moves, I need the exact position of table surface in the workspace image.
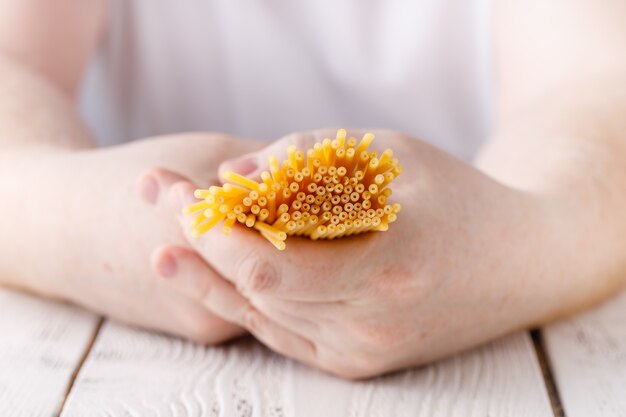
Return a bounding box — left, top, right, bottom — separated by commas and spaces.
1, 287, 625, 417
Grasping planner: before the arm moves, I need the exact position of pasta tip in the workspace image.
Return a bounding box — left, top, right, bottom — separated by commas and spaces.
185, 129, 402, 249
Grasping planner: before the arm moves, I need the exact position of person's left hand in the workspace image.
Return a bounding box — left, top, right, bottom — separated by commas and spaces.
153, 129, 585, 379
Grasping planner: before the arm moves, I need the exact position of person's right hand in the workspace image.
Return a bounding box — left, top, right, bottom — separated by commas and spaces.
7, 132, 262, 343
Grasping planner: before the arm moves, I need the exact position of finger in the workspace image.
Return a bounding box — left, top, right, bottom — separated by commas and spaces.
250, 297, 374, 358
249, 296, 365, 357
250, 296, 340, 322
176, 208, 373, 301
249, 295, 321, 338
151, 244, 252, 327
217, 132, 312, 181
169, 298, 247, 344
151, 251, 247, 344
217, 151, 259, 179
217, 130, 347, 181
137, 167, 191, 205
244, 308, 318, 366
165, 156, 377, 301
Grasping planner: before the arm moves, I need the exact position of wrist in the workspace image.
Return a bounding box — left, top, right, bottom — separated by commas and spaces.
0, 150, 79, 297
478, 128, 626, 314
500, 183, 626, 328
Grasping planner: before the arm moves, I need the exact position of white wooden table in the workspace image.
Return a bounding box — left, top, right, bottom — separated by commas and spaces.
1, 287, 625, 417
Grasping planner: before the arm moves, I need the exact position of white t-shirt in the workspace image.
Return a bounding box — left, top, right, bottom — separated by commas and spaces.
79, 0, 493, 161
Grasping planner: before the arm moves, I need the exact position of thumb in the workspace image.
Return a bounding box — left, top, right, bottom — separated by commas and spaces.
137, 167, 193, 205
217, 151, 260, 179
217, 132, 321, 182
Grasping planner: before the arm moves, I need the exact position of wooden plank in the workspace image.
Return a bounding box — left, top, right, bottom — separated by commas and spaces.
543, 290, 626, 417
62, 321, 553, 417
0, 288, 101, 417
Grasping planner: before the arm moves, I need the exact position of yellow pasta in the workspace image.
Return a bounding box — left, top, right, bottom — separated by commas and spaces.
185, 129, 402, 250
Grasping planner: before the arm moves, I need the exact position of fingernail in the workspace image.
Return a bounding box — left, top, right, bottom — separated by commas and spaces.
138, 174, 160, 204
228, 155, 258, 176
157, 252, 177, 278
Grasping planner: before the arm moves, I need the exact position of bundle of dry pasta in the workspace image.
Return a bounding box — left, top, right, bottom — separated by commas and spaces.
184, 129, 402, 250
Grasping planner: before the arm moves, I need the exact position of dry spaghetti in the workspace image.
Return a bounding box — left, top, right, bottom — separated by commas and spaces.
184, 129, 402, 250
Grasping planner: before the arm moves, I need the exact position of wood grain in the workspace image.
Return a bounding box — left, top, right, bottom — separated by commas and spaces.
62, 321, 553, 417
543, 290, 626, 417
0, 288, 101, 417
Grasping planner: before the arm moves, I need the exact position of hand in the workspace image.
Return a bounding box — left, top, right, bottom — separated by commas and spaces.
12, 133, 262, 343
158, 129, 586, 378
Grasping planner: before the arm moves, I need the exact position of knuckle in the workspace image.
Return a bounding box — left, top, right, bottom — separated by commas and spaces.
364, 263, 426, 301
349, 319, 411, 352
235, 252, 279, 293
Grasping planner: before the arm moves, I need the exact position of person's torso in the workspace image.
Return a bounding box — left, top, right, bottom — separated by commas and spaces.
79, 0, 493, 160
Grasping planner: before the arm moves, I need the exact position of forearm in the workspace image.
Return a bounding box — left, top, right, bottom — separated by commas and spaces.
0, 152, 76, 294
0, 53, 98, 292
476, 77, 626, 313
0, 54, 95, 151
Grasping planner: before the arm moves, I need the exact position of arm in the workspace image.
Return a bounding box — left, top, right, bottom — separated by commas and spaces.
0, 0, 106, 150
477, 0, 626, 311
0, 1, 258, 343
156, 1, 626, 378
0, 0, 105, 291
